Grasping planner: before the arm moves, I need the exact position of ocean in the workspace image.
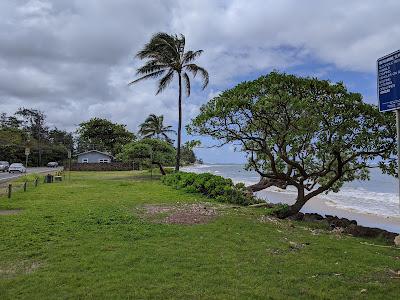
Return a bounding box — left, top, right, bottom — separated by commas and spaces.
182, 164, 400, 218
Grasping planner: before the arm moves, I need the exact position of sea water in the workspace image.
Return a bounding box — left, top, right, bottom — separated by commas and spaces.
183, 164, 400, 218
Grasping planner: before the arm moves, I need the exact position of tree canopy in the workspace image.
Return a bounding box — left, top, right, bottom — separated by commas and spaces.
188, 72, 397, 216
117, 139, 175, 175
77, 118, 135, 155
138, 114, 175, 143
0, 108, 73, 165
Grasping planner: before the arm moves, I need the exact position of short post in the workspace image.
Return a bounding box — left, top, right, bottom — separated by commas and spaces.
8, 184, 12, 199
23, 182, 27, 192
35, 178, 38, 187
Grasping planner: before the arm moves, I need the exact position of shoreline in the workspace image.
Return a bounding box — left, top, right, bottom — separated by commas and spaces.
182, 166, 400, 234
257, 189, 400, 234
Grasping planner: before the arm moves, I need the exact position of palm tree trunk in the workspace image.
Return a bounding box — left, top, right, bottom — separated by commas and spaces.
175, 73, 182, 172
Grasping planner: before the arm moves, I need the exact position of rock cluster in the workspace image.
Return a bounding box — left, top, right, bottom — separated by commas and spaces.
287, 212, 398, 245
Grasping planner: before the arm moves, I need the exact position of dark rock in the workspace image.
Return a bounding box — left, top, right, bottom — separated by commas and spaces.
325, 215, 357, 228
344, 224, 397, 244
287, 212, 304, 221
303, 213, 324, 222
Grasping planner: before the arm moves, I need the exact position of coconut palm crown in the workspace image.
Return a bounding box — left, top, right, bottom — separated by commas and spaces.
129, 32, 209, 171
138, 114, 175, 143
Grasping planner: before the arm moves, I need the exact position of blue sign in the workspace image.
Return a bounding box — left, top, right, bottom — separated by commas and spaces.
377, 49, 400, 112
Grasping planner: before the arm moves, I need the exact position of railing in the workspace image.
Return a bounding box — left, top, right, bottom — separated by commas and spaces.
0, 171, 64, 199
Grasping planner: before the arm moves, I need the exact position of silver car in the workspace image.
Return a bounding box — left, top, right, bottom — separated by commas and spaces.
8, 163, 27, 173
0, 161, 9, 172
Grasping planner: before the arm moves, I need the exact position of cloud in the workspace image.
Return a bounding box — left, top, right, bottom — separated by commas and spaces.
0, 0, 399, 153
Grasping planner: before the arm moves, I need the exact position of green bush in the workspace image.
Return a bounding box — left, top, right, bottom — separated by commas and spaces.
161, 172, 261, 206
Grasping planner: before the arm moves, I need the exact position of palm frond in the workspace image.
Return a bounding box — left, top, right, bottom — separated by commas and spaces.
184, 64, 209, 89
156, 70, 174, 94
183, 72, 191, 97
136, 61, 168, 75
183, 50, 203, 64
128, 70, 165, 85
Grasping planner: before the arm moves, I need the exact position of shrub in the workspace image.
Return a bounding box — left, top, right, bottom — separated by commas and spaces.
161, 172, 262, 206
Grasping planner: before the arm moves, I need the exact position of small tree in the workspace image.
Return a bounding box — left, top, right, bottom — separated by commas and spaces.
139, 114, 176, 143
117, 139, 175, 175
188, 72, 397, 217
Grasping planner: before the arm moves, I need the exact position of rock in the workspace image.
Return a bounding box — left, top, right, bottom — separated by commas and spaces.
303, 213, 324, 222
288, 241, 304, 250
344, 224, 397, 244
287, 212, 304, 221
395, 235, 400, 247
325, 215, 357, 228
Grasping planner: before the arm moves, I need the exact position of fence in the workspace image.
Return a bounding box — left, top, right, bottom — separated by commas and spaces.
69, 162, 134, 171
0, 171, 64, 199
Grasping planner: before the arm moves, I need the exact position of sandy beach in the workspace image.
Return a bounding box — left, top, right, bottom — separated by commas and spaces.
258, 189, 400, 234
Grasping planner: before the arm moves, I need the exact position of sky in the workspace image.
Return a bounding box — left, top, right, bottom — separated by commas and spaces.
1, 0, 400, 163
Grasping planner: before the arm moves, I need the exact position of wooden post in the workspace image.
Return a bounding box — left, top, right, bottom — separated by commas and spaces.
23, 182, 27, 192
35, 178, 38, 187
8, 184, 12, 199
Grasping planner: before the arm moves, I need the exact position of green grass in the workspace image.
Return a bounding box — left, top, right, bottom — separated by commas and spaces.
0, 171, 399, 299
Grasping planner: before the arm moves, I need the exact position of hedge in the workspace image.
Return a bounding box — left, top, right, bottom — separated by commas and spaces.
69, 162, 133, 171
161, 172, 262, 206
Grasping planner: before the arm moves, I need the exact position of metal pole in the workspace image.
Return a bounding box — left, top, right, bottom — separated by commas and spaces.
396, 110, 400, 212
69, 157, 71, 182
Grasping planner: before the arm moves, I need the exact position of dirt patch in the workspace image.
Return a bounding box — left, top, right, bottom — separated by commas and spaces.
139, 203, 218, 225
0, 209, 22, 216
0, 260, 41, 278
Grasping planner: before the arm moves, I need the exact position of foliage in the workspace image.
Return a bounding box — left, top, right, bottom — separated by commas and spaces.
188, 72, 397, 216
180, 140, 200, 165
138, 114, 175, 143
0, 171, 399, 299
117, 139, 176, 174
130, 32, 209, 171
161, 172, 260, 205
77, 118, 135, 155
0, 108, 72, 165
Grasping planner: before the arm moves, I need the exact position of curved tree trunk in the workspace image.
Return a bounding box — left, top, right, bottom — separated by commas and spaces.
175, 73, 182, 172
247, 177, 288, 192
156, 163, 166, 176
277, 188, 307, 218
246, 177, 308, 219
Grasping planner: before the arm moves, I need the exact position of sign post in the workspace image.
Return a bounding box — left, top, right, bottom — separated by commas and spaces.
25, 147, 30, 168
377, 49, 400, 211
67, 150, 72, 181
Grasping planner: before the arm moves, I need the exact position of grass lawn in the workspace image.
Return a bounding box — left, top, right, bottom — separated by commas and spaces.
0, 171, 399, 299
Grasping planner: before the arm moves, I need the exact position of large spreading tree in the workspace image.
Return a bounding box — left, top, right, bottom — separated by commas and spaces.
77, 118, 135, 155
188, 72, 397, 217
129, 32, 209, 171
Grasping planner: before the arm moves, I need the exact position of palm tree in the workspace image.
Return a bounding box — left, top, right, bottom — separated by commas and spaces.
139, 114, 175, 143
129, 32, 209, 171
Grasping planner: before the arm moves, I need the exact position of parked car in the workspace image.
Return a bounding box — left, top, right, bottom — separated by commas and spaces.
8, 163, 27, 173
47, 162, 59, 168
0, 161, 9, 172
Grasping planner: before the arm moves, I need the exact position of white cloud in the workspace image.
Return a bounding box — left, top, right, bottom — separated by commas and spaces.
1, 0, 399, 148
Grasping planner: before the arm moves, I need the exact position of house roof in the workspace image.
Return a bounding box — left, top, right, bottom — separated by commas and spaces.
75, 150, 115, 158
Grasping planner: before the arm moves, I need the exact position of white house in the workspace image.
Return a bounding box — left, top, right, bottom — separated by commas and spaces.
76, 150, 114, 163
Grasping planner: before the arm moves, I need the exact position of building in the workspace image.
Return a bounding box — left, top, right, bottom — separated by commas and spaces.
76, 150, 114, 163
